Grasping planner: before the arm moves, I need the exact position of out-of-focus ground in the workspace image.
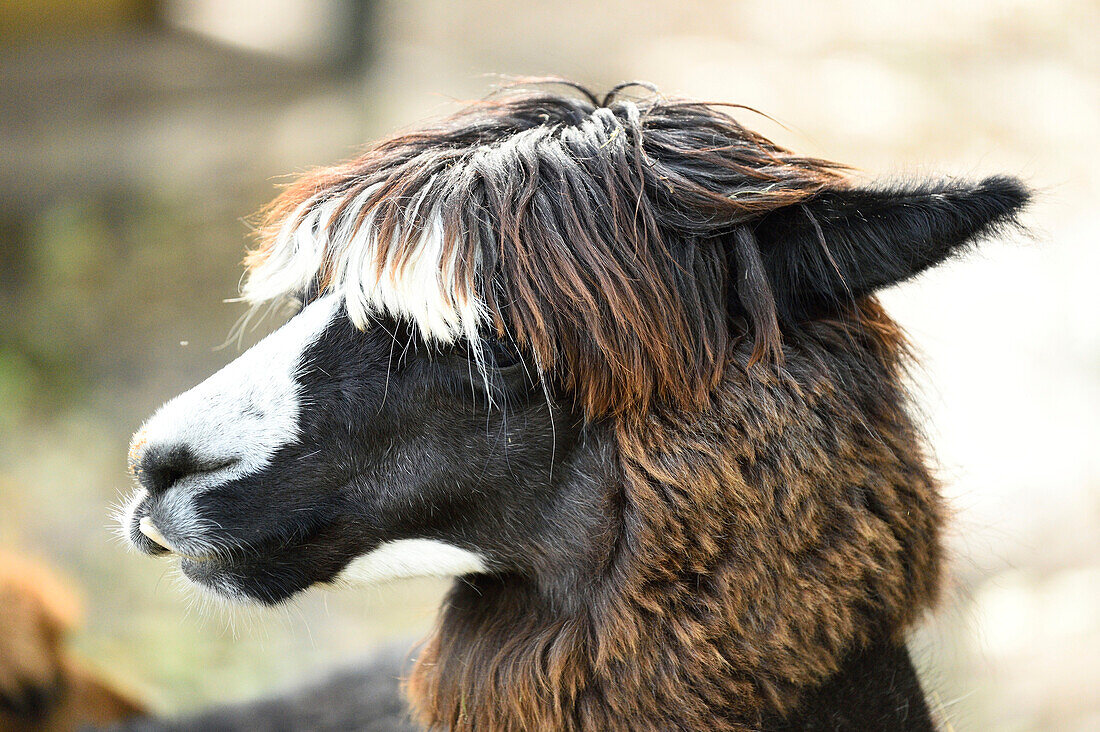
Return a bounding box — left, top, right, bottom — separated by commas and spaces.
0, 1, 1096, 729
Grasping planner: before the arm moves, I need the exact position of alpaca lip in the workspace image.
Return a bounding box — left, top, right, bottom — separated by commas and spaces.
137, 517, 212, 562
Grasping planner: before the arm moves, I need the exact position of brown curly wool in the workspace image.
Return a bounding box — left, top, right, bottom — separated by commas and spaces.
408, 305, 943, 731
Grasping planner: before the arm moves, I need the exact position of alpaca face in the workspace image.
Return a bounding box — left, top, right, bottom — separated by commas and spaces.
121, 293, 592, 603
121, 87, 1027, 608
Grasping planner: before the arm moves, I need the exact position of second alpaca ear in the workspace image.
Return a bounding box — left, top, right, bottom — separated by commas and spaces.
749, 176, 1030, 322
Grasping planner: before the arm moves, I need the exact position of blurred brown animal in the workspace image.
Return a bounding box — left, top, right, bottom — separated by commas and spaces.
0, 550, 145, 732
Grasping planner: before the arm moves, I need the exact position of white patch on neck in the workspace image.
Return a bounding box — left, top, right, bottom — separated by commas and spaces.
333, 539, 486, 586
242, 183, 486, 348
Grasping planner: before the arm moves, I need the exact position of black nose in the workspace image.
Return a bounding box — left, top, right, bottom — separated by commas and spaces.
135, 444, 223, 495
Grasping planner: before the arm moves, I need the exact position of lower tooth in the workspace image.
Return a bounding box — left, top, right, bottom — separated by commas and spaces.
139, 516, 175, 553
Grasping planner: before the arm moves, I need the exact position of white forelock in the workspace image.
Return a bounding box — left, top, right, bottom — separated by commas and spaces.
242, 182, 487, 347
239, 106, 639, 352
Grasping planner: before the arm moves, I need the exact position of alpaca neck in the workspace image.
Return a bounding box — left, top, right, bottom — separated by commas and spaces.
408, 575, 757, 731
407, 577, 936, 731
410, 329, 943, 730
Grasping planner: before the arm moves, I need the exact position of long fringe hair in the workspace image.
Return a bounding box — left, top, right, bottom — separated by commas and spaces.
243, 80, 848, 418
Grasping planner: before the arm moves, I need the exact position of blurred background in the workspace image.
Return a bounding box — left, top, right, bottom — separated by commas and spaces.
0, 1, 1096, 729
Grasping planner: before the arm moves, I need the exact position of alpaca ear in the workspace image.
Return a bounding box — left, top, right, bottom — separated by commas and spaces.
750, 176, 1030, 321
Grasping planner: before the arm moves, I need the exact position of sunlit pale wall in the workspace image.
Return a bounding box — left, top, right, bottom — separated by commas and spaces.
0, 1, 1096, 729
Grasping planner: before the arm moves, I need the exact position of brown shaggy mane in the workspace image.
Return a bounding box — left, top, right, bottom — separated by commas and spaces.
244, 80, 849, 419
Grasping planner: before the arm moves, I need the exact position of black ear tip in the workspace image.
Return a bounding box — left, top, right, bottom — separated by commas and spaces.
975, 175, 1032, 217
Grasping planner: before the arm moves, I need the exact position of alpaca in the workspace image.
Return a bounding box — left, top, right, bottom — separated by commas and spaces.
118, 81, 1028, 731
0, 550, 146, 731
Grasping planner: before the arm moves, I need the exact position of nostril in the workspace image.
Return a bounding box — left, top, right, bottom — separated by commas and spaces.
136, 444, 197, 495
135, 444, 236, 495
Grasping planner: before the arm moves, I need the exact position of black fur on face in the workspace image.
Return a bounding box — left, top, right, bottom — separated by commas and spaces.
151, 302, 615, 605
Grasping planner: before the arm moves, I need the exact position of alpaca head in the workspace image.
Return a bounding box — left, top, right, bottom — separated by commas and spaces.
120, 84, 1027, 622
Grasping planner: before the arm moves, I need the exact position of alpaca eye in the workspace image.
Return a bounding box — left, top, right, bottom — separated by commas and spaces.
445, 336, 525, 374
485, 336, 525, 370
